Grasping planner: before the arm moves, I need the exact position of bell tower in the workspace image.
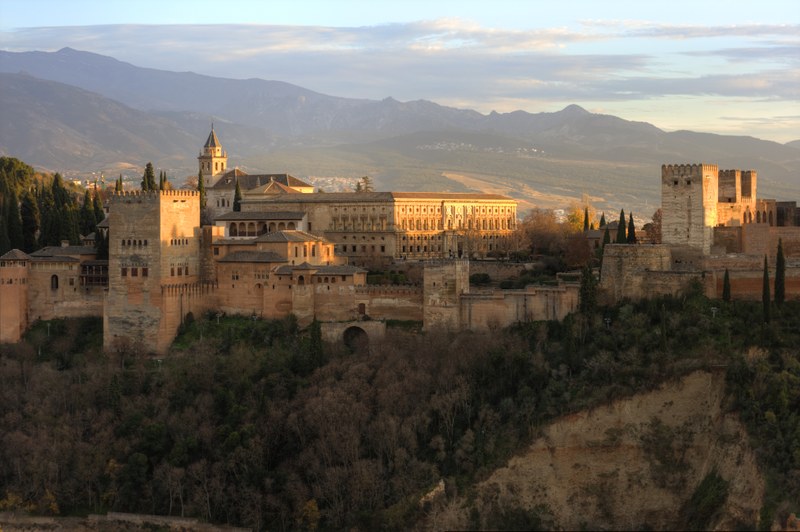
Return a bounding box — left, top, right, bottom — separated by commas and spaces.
198, 125, 228, 187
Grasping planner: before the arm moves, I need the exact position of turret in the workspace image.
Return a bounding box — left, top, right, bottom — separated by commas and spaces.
198, 125, 228, 187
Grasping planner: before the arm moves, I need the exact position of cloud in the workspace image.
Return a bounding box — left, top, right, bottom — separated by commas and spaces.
1, 20, 797, 141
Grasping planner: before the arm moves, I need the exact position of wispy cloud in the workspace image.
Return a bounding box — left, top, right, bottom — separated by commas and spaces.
1, 20, 798, 141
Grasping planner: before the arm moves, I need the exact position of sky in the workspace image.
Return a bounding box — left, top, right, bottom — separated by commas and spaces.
1, 0, 799, 143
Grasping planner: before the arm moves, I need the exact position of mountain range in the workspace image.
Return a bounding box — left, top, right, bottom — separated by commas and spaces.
1, 47, 798, 215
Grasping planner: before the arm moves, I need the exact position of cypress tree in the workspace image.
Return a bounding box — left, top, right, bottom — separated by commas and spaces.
0, 214, 10, 254
762, 255, 770, 323
775, 238, 785, 306
233, 179, 242, 212
92, 190, 105, 225
20, 190, 39, 253
80, 189, 95, 235
141, 162, 156, 191
583, 206, 589, 232
615, 209, 627, 243
627, 212, 636, 244
5, 187, 24, 250
600, 212, 606, 227
197, 170, 207, 210
579, 264, 597, 315
722, 268, 731, 302
603, 226, 611, 247
115, 175, 123, 193
95, 229, 108, 260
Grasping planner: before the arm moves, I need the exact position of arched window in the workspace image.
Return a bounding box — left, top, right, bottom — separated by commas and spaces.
288, 222, 296, 229
51, 275, 59, 290
769, 211, 773, 226
230, 223, 238, 237
298, 275, 305, 285
757, 211, 761, 223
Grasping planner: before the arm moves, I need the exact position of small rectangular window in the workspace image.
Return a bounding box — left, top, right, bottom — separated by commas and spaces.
121, 268, 127, 277
131, 268, 138, 277
214, 247, 219, 255
142, 268, 148, 277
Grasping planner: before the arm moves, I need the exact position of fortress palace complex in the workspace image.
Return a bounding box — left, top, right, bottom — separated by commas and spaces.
0, 130, 577, 353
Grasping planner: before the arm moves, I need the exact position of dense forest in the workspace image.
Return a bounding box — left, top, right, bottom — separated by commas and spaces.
1, 286, 798, 530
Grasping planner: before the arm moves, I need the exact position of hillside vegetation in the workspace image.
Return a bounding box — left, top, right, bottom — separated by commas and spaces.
0, 291, 799, 530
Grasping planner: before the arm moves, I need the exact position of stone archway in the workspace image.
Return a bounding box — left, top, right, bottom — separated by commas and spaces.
343, 326, 369, 352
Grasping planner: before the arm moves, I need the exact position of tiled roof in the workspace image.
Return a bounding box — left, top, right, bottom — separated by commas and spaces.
253, 191, 514, 203
273, 263, 366, 275
245, 180, 301, 196
211, 173, 312, 191
0, 249, 30, 261
255, 230, 331, 244
31, 245, 96, 256
215, 211, 305, 221
97, 218, 109, 228
391, 192, 514, 201
218, 251, 287, 263
29, 255, 80, 263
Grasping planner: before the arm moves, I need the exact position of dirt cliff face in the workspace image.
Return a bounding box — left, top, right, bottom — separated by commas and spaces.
429, 370, 763, 530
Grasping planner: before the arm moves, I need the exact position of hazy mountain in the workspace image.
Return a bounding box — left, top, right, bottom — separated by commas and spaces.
0, 72, 200, 174
1, 47, 798, 212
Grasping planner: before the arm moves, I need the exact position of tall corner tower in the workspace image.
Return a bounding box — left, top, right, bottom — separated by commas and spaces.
661, 163, 719, 254
104, 190, 202, 354
198, 126, 228, 187
422, 259, 469, 331
0, 250, 30, 343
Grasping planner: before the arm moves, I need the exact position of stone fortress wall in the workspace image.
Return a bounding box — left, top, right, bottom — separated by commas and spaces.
601, 163, 800, 303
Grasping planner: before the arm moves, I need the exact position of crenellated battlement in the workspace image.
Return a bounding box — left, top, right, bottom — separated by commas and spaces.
355, 285, 422, 296
661, 163, 718, 185
110, 190, 199, 204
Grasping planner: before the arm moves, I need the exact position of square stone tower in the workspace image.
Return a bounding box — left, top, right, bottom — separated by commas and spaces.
104, 190, 201, 353
661, 163, 719, 254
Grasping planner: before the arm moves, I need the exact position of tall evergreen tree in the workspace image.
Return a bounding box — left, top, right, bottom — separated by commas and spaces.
141, 162, 156, 191
233, 179, 242, 212
775, 238, 785, 307
95, 229, 109, 260
627, 212, 636, 244
599, 212, 606, 227
0, 214, 10, 254
762, 255, 770, 323
39, 173, 80, 246
579, 264, 597, 315
115, 174, 123, 193
602, 226, 611, 247
583, 206, 589, 232
615, 209, 627, 243
20, 190, 39, 253
197, 170, 207, 210
722, 268, 731, 302
5, 187, 24, 250
92, 190, 105, 225
80, 189, 96, 235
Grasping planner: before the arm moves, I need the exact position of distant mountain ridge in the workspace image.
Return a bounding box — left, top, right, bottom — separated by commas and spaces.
0, 48, 798, 213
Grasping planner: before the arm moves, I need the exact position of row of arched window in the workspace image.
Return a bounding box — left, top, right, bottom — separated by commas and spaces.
122, 239, 148, 247
229, 221, 296, 237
